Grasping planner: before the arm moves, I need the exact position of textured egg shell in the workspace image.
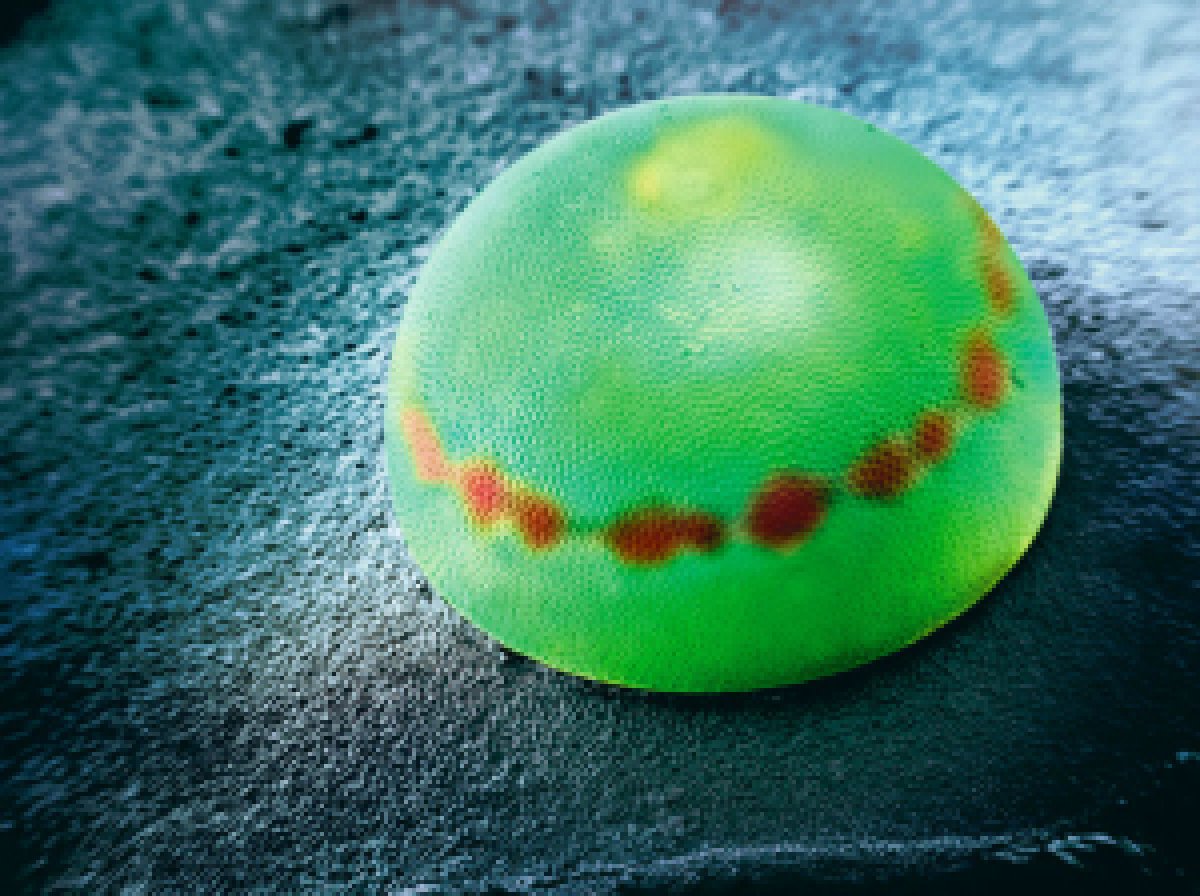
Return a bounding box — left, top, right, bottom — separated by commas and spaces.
386, 94, 1062, 693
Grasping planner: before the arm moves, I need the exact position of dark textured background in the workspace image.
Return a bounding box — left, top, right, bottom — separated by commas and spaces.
1, 1, 1197, 893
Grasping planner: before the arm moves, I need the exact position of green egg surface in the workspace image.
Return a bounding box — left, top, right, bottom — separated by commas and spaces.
386, 94, 1062, 693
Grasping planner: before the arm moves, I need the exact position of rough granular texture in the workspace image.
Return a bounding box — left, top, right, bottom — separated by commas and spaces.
1, 0, 1197, 893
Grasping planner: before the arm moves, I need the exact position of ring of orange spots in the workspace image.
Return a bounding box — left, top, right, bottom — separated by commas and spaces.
605, 507, 726, 567
398, 194, 1022, 564
399, 407, 568, 548
962, 330, 1009, 410
746, 473, 830, 548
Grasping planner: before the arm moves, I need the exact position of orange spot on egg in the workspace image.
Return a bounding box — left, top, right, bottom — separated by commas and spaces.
510, 491, 566, 551
913, 410, 954, 464
746, 473, 829, 548
458, 460, 508, 526
847, 438, 916, 499
605, 510, 681, 566
676, 511, 726, 553
605, 507, 726, 567
982, 215, 1004, 249
400, 406, 452, 483
962, 330, 1009, 410
966, 195, 1005, 249
983, 254, 1016, 316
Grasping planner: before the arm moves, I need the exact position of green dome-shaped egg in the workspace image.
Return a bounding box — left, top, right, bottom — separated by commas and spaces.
385, 94, 1062, 693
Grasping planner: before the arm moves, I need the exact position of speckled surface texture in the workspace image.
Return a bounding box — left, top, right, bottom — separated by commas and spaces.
1, 1, 1197, 893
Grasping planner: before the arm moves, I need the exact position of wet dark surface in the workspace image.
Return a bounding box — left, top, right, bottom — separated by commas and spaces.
1, 0, 1198, 892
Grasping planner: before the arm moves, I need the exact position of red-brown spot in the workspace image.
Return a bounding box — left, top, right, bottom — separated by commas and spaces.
913, 410, 954, 464
510, 491, 566, 551
605, 507, 726, 567
962, 330, 1009, 410
676, 511, 726, 553
400, 407, 451, 482
967, 196, 1005, 249
746, 473, 829, 548
847, 438, 916, 499
983, 254, 1016, 316
458, 460, 508, 525
605, 509, 680, 566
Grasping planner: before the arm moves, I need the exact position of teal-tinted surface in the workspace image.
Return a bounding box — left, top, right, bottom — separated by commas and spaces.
2, 0, 1198, 892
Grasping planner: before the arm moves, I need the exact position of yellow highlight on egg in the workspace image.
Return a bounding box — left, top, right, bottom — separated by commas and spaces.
628, 115, 779, 215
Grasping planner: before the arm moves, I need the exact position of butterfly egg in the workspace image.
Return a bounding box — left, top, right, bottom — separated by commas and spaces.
386, 94, 1063, 693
